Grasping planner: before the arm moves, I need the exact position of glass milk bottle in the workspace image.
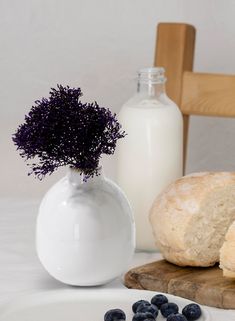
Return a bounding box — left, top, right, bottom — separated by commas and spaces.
116, 67, 183, 251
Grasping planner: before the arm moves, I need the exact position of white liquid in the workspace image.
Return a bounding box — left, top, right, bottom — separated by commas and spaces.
117, 98, 183, 251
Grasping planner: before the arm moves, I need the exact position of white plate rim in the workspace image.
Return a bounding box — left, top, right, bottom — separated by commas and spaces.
0, 288, 211, 320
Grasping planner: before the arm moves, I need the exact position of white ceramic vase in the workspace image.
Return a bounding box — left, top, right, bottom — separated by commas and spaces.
36, 167, 135, 286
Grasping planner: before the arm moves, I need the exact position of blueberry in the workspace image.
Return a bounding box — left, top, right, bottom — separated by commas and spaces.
104, 309, 126, 321
160, 302, 179, 318
132, 300, 150, 313
182, 303, 202, 321
136, 303, 158, 318
151, 294, 168, 308
167, 313, 188, 321
132, 312, 155, 321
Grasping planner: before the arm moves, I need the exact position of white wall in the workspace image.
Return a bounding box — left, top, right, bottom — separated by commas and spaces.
1, 0, 235, 199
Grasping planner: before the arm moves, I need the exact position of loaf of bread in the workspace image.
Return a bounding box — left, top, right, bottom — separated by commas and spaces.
220, 221, 235, 278
149, 172, 235, 267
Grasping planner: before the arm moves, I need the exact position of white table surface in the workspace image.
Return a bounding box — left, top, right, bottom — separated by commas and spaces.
0, 198, 235, 321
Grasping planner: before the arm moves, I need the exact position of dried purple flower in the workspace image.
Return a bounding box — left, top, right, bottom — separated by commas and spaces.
12, 85, 126, 179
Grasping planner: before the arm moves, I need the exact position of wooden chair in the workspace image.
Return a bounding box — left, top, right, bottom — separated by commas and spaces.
154, 23, 235, 170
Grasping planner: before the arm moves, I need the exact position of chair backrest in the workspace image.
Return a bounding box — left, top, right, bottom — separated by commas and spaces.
154, 23, 235, 170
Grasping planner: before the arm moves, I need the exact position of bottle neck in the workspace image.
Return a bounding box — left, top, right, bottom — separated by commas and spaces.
137, 81, 166, 97
137, 67, 166, 98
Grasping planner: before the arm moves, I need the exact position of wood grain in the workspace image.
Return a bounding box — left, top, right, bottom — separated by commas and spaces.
124, 260, 235, 309
181, 71, 235, 117
154, 23, 196, 171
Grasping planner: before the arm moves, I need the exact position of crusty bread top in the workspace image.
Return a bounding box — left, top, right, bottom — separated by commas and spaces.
150, 172, 235, 252
151, 172, 235, 216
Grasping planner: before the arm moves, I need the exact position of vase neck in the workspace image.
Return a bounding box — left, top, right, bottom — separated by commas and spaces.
68, 167, 104, 187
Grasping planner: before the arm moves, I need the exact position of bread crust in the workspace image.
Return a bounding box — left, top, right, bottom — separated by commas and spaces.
149, 172, 235, 267
220, 221, 235, 278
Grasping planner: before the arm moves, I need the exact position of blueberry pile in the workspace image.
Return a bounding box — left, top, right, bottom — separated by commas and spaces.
104, 294, 202, 321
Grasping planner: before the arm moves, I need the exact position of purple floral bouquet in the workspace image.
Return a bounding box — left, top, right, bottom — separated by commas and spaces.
13, 85, 126, 179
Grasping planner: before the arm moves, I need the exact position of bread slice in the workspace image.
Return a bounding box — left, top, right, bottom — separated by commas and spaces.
220, 221, 235, 278
149, 172, 235, 267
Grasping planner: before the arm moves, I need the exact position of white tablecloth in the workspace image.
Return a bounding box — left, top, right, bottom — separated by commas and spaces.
0, 199, 235, 320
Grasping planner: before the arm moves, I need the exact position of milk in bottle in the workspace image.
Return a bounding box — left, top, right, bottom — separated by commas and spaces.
117, 67, 183, 251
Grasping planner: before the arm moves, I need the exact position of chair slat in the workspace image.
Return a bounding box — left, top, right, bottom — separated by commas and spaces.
154, 23, 196, 170
154, 23, 196, 105
181, 71, 235, 117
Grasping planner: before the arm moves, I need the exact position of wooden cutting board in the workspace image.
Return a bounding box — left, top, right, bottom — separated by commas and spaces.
124, 260, 235, 309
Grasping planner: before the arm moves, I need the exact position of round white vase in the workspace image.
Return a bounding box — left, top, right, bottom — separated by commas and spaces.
36, 167, 135, 286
